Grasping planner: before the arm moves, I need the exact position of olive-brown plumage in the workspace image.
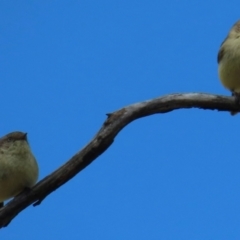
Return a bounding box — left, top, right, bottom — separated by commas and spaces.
218, 20, 240, 115
0, 131, 38, 205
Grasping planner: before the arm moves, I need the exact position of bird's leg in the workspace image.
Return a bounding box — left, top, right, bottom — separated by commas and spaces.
231, 91, 240, 104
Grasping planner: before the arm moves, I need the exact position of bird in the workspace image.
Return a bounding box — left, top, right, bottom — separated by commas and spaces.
218, 20, 240, 115
0, 131, 39, 207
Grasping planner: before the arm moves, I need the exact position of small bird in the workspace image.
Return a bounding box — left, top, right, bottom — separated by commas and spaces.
218, 20, 240, 115
0, 131, 39, 207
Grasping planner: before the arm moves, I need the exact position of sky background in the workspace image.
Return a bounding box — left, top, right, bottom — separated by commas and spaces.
1, 1, 240, 239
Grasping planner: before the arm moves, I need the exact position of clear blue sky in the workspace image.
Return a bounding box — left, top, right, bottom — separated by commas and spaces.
1, 1, 240, 239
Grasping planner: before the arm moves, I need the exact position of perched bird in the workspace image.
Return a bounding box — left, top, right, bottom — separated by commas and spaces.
218, 20, 240, 115
0, 131, 39, 207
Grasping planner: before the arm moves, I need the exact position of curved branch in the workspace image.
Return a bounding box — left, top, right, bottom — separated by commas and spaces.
0, 92, 237, 227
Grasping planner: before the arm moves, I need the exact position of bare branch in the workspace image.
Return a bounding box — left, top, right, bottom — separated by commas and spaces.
0, 93, 237, 227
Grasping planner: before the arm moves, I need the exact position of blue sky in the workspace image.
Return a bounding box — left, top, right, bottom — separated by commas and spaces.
1, 1, 240, 239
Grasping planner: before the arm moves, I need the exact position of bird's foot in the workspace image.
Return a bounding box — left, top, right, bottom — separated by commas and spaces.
230, 91, 240, 115
232, 91, 240, 104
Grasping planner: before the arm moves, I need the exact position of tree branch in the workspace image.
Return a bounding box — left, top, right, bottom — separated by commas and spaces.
0, 93, 237, 227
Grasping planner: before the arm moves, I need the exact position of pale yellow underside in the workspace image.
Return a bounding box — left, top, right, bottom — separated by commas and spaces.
218, 38, 240, 93
219, 59, 240, 92
0, 141, 38, 202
